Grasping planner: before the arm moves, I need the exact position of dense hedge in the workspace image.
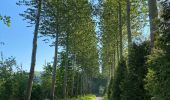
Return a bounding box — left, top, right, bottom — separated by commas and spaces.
121, 42, 150, 100
145, 2, 170, 100
108, 41, 149, 100
108, 59, 126, 100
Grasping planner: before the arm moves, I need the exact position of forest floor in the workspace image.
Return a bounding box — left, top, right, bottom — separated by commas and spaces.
95, 97, 102, 100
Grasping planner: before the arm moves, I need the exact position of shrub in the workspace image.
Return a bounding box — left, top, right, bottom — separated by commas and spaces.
121, 42, 149, 100
108, 59, 126, 100
145, 2, 170, 99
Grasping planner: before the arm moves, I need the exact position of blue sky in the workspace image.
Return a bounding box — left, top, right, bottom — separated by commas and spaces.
0, 0, 54, 71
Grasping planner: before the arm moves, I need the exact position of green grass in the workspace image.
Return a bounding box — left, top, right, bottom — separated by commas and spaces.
102, 95, 108, 100
43, 95, 96, 100
68, 94, 96, 100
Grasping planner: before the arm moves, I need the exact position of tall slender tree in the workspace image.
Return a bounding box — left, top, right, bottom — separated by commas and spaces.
25, 0, 42, 100
51, 32, 59, 100
39, 0, 64, 99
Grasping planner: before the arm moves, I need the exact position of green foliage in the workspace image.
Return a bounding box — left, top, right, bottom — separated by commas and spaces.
145, 42, 170, 100
0, 57, 15, 100
31, 84, 43, 100
108, 59, 127, 100
145, 2, 170, 100
40, 56, 96, 99
121, 42, 149, 100
103, 95, 108, 100
107, 42, 149, 100
40, 63, 64, 99
0, 56, 28, 100
0, 15, 11, 27
16, 0, 40, 26
12, 71, 28, 100
101, 0, 117, 77
41, 63, 52, 99
68, 94, 95, 100
100, 0, 148, 78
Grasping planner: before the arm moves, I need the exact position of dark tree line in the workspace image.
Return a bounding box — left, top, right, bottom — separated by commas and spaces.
105, 0, 170, 100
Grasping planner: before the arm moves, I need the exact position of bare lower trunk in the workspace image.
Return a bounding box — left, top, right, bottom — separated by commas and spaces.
126, 0, 132, 66
71, 70, 75, 96
111, 50, 116, 77
71, 55, 76, 96
126, 0, 132, 47
76, 74, 79, 95
25, 0, 42, 100
80, 74, 83, 95
118, 1, 123, 60
109, 62, 112, 79
63, 33, 69, 98
63, 59, 68, 99
89, 76, 92, 93
116, 34, 119, 63
82, 72, 85, 95
113, 50, 116, 76
111, 59, 113, 77
117, 47, 119, 67
148, 0, 158, 49
51, 32, 59, 100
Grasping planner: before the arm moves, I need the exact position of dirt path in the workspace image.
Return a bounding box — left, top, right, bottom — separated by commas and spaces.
95, 97, 102, 100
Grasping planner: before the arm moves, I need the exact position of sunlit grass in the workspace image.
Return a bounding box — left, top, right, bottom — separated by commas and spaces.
68, 94, 96, 100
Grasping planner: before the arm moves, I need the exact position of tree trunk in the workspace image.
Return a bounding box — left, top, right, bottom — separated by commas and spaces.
51, 32, 59, 100
109, 57, 112, 79
63, 33, 69, 99
126, 0, 132, 47
111, 59, 113, 78
148, 0, 158, 49
71, 55, 76, 96
76, 74, 80, 95
82, 72, 85, 95
118, 1, 123, 60
71, 69, 75, 96
89, 76, 92, 93
126, 0, 132, 66
25, 0, 42, 100
80, 73, 83, 95
116, 34, 119, 63
113, 50, 116, 76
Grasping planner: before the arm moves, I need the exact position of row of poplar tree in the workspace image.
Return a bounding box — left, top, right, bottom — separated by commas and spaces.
98, 0, 170, 100
0, 0, 101, 100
